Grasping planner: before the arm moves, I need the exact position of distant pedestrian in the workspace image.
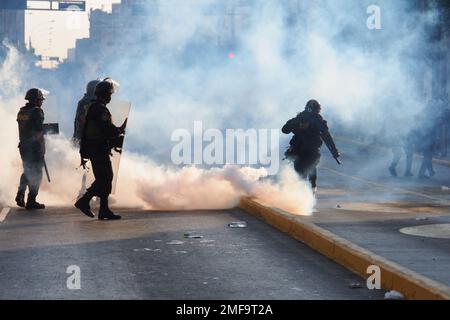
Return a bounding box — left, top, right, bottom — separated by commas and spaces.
388, 129, 415, 177
418, 101, 437, 179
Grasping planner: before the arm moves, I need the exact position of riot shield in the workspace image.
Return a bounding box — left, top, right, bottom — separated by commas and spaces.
84, 100, 131, 195
108, 100, 131, 193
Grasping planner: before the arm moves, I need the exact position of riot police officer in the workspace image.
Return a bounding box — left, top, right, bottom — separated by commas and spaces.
74, 79, 125, 220
15, 88, 46, 210
73, 80, 101, 199
73, 79, 101, 146
388, 129, 415, 177
282, 99, 340, 192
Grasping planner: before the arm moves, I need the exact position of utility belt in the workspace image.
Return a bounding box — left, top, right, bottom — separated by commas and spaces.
18, 140, 45, 162
80, 136, 124, 159
284, 145, 320, 160
80, 138, 109, 159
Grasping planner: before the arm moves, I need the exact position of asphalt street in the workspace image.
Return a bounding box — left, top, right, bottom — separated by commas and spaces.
1, 141, 449, 299
303, 140, 450, 287
0, 207, 384, 300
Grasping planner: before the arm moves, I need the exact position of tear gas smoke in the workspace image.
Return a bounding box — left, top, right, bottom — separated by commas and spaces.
0, 0, 442, 214
0, 43, 313, 214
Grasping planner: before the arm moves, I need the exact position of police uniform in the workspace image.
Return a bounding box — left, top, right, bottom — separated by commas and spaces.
16, 103, 45, 206
282, 108, 339, 189
75, 79, 123, 220
73, 80, 100, 146
80, 99, 121, 198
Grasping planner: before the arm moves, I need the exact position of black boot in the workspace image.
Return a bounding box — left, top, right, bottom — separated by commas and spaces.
98, 208, 122, 220
26, 195, 45, 210
75, 192, 95, 218
15, 192, 25, 208
98, 197, 121, 220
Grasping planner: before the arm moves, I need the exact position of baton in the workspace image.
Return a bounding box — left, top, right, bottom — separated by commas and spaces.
43, 159, 51, 183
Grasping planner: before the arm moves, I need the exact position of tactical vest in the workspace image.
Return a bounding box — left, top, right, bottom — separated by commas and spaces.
84, 103, 113, 140
17, 106, 43, 142
75, 100, 95, 141
291, 112, 324, 151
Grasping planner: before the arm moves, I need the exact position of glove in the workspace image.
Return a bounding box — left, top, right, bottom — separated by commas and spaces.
118, 118, 128, 135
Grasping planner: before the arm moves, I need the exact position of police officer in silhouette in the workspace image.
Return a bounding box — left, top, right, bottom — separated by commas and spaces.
282, 100, 340, 192
74, 79, 126, 220
15, 88, 46, 210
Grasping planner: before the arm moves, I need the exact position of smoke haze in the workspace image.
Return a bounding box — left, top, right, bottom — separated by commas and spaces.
0, 0, 442, 214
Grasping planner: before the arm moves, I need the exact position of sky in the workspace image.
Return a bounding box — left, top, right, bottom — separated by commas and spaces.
25, 0, 121, 62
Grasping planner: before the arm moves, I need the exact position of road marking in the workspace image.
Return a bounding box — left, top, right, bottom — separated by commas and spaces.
400, 224, 450, 239
0, 207, 11, 222
322, 166, 450, 205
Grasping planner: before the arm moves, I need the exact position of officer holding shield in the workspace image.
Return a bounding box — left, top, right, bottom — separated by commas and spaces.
75, 79, 126, 220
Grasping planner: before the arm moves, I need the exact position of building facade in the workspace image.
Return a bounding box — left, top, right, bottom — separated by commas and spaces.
0, 8, 26, 51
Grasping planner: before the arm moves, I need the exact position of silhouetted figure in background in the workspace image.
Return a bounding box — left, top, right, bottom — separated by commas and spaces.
73, 80, 101, 199
389, 129, 416, 177
434, 96, 449, 158
418, 100, 438, 179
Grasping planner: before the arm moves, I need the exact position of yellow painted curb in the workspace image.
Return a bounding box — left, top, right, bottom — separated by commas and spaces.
238, 197, 450, 300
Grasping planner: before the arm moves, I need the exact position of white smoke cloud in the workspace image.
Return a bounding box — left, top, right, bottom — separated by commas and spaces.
0, 44, 26, 207
1, 0, 441, 214
0, 43, 313, 215
100, 0, 434, 154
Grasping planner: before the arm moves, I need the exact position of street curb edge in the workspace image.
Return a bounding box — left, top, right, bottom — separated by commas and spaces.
238, 197, 450, 300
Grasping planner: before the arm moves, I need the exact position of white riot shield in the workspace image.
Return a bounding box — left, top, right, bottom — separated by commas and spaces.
108, 100, 131, 193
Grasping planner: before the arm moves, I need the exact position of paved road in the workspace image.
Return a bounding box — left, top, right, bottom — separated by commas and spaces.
0, 207, 384, 300
2, 141, 448, 299
302, 141, 450, 287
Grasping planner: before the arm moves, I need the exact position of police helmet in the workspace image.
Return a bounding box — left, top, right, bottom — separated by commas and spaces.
94, 77, 120, 97
94, 80, 115, 97
86, 80, 101, 96
25, 88, 45, 102
305, 99, 321, 113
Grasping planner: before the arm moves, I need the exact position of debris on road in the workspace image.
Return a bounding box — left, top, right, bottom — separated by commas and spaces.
200, 239, 215, 243
336, 204, 342, 209
384, 290, 405, 300
442, 186, 450, 191
415, 217, 429, 221
167, 240, 184, 245
228, 221, 247, 228
184, 233, 204, 239
349, 282, 362, 289
133, 248, 161, 252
